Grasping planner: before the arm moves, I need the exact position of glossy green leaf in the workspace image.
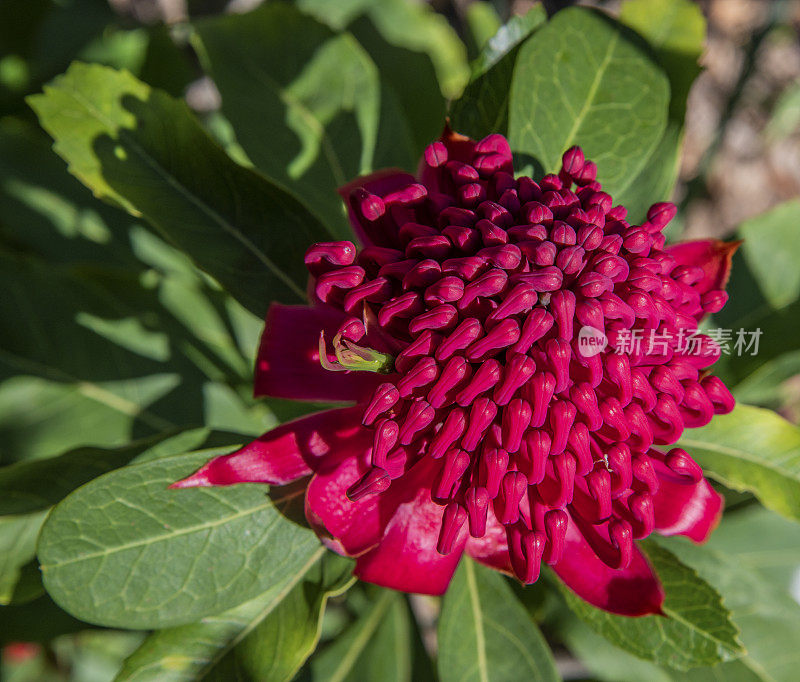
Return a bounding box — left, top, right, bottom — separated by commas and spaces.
679, 404, 800, 523
738, 199, 800, 310
302, 588, 412, 682
438, 559, 559, 682
115, 552, 353, 682
556, 539, 743, 670
508, 7, 669, 195
37, 450, 322, 629
194, 3, 417, 239
449, 7, 546, 139
28, 62, 328, 315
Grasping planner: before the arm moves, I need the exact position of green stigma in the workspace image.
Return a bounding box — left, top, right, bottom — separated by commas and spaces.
318, 331, 395, 374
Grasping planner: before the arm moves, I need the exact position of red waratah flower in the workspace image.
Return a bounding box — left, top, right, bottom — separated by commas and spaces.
174, 128, 738, 617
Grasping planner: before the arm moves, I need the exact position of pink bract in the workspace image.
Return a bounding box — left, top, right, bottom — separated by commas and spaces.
174, 128, 738, 617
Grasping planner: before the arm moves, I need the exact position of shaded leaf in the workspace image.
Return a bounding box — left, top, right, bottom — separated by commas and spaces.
0, 430, 240, 516
194, 3, 417, 239
302, 588, 412, 682
619, 0, 705, 119
738, 199, 800, 310
297, 0, 469, 99
0, 512, 48, 605
707, 505, 800, 602
449, 7, 547, 139
37, 450, 322, 629
29, 62, 328, 315
438, 559, 559, 682
555, 540, 743, 670
508, 7, 669, 195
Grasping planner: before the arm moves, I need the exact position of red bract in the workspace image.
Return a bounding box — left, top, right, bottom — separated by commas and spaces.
174, 129, 738, 616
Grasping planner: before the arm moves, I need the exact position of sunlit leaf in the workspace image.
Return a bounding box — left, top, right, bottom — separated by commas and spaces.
509, 7, 669, 195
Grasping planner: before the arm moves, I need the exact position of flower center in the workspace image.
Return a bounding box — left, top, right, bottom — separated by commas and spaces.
306, 137, 734, 579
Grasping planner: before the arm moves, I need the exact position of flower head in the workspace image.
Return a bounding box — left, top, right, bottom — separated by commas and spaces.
175, 128, 738, 616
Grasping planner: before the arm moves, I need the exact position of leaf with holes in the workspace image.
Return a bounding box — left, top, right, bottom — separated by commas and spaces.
28, 62, 329, 316
438, 559, 558, 682
37, 450, 322, 629
508, 7, 669, 195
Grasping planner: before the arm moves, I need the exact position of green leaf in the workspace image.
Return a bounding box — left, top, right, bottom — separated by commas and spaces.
707, 505, 800, 602
738, 199, 800, 310
660, 536, 800, 682
620, 0, 705, 119
614, 121, 683, 225
560, 612, 760, 682
115, 552, 353, 682
37, 449, 323, 629
615, 0, 705, 223
0, 248, 263, 462
438, 559, 559, 682
0, 430, 232, 516
221, 554, 354, 682
678, 404, 800, 523
449, 7, 547, 139
28, 61, 328, 315
302, 588, 412, 682
193, 3, 417, 239
297, 0, 469, 99
556, 539, 743, 670
508, 7, 669, 196
347, 14, 446, 156
465, 2, 502, 54
0, 512, 48, 605
0, 374, 177, 464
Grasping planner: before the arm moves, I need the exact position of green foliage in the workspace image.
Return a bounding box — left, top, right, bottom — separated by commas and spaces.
509, 7, 669, 194
556, 540, 743, 670
679, 404, 800, 523
738, 199, 800, 310
193, 3, 420, 239
37, 450, 322, 629
438, 559, 559, 682
29, 62, 329, 316
116, 553, 353, 682
449, 7, 547, 139
2, 0, 800, 679
300, 587, 413, 682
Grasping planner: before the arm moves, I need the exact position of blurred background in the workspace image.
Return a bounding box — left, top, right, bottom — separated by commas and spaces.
1, 0, 799, 679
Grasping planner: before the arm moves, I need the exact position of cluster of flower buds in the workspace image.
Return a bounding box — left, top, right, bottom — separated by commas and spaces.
305, 133, 735, 584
